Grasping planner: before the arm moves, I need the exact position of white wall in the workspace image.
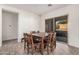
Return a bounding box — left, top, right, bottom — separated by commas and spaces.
40, 5, 79, 48
2, 10, 18, 41
0, 6, 2, 47
18, 11, 40, 42
0, 5, 40, 46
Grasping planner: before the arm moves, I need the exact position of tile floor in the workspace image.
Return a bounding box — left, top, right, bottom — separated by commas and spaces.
0, 39, 79, 55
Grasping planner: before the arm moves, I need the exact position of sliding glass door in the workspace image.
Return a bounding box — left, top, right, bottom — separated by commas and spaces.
45, 15, 68, 43
55, 15, 68, 43
45, 18, 53, 32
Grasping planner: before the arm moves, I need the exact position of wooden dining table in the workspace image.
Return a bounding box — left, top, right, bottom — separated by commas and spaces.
31, 32, 49, 48
32, 32, 48, 38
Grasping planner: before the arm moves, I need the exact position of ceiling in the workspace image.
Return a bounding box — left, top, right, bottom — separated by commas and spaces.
5, 4, 69, 15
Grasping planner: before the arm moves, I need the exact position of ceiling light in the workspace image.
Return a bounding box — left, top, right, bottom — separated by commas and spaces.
48, 4, 52, 6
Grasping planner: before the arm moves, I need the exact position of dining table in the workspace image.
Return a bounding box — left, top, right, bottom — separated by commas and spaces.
31, 32, 49, 47
32, 32, 48, 38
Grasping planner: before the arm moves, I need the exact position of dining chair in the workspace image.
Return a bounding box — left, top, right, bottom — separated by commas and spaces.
40, 36, 44, 55
53, 32, 56, 49
25, 33, 35, 54
23, 33, 28, 52
44, 32, 55, 54
37, 31, 40, 33
25, 33, 42, 54
31, 31, 36, 34
21, 33, 27, 42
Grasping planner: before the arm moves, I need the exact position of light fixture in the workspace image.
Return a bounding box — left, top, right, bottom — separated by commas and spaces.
48, 4, 52, 6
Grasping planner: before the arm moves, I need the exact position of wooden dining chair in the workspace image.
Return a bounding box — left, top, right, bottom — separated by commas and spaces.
31, 30, 40, 33
40, 36, 44, 55
52, 32, 56, 49
50, 32, 56, 52
23, 33, 30, 54
21, 33, 27, 42
25, 33, 35, 54
44, 32, 55, 54
24, 33, 42, 54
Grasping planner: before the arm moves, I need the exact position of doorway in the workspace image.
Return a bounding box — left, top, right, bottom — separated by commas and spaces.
55, 15, 68, 43
45, 18, 53, 32
45, 15, 68, 43
2, 10, 18, 45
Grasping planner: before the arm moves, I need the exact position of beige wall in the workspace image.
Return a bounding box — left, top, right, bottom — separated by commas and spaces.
40, 5, 79, 48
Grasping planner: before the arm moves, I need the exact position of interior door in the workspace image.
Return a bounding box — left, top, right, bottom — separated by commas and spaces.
2, 10, 18, 41
7, 15, 14, 39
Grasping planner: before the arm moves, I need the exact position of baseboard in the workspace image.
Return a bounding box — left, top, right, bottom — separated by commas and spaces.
68, 42, 79, 48
2, 39, 17, 42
